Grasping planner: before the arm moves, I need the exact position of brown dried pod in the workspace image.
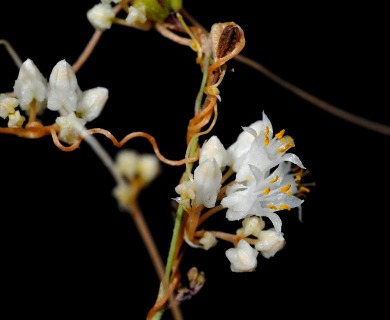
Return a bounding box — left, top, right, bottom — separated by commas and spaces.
210, 22, 245, 62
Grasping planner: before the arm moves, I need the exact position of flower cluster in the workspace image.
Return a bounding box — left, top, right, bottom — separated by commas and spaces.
0, 59, 108, 144
175, 111, 306, 272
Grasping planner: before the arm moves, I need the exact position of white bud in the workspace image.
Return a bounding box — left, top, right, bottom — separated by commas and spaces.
125, 5, 150, 30
199, 231, 218, 250
55, 112, 86, 145
193, 158, 222, 208
112, 183, 135, 209
138, 154, 160, 184
47, 60, 81, 113
236, 216, 265, 237
255, 228, 286, 258
0, 94, 19, 119
115, 150, 139, 180
199, 135, 229, 169
7, 110, 25, 128
225, 239, 258, 272
13, 58, 47, 113
77, 86, 108, 121
87, 3, 115, 31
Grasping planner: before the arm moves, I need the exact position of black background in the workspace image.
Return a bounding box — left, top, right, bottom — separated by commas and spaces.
0, 1, 388, 319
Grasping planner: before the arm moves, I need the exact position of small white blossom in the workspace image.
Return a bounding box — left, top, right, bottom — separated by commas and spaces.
193, 158, 222, 208
55, 112, 86, 145
199, 231, 218, 250
112, 183, 135, 209
255, 228, 286, 258
13, 58, 47, 114
138, 154, 160, 184
199, 135, 229, 169
87, 3, 115, 31
236, 216, 265, 238
0, 94, 19, 119
174, 180, 196, 209
225, 239, 258, 272
115, 150, 139, 180
76, 87, 108, 121
47, 60, 81, 114
7, 110, 25, 128
126, 4, 148, 26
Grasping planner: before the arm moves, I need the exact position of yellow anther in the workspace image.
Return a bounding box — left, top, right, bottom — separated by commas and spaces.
264, 126, 270, 146
277, 143, 295, 153
268, 204, 277, 210
275, 129, 285, 139
279, 204, 291, 211
263, 187, 271, 195
299, 186, 311, 193
280, 184, 291, 193
270, 175, 279, 183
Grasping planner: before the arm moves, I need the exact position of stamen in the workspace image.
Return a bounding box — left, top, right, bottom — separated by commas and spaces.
279, 204, 291, 211
267, 204, 277, 210
280, 184, 291, 193
299, 186, 311, 193
263, 187, 271, 195
264, 126, 270, 146
270, 175, 279, 183
275, 129, 285, 139
277, 143, 295, 153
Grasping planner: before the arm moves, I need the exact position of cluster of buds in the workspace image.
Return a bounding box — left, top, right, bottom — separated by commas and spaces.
0, 58, 108, 144
87, 0, 183, 31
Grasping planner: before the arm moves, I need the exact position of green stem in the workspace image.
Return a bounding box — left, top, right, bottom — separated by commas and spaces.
152, 53, 211, 320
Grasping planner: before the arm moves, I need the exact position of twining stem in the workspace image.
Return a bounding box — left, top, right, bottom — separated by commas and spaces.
151, 49, 212, 320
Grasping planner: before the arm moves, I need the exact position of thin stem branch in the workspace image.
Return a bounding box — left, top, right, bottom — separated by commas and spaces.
129, 201, 183, 320
234, 54, 390, 136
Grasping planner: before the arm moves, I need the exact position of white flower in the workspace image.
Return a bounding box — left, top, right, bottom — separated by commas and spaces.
199, 231, 218, 250
255, 228, 286, 258
76, 87, 108, 121
225, 239, 258, 272
55, 112, 86, 145
199, 135, 229, 169
228, 111, 304, 182
0, 94, 19, 119
193, 158, 222, 208
221, 163, 304, 233
47, 60, 81, 114
7, 110, 25, 128
13, 58, 47, 114
87, 3, 115, 31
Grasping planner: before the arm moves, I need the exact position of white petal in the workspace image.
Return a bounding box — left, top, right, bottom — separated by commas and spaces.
77, 87, 108, 121
225, 239, 258, 272
194, 159, 222, 208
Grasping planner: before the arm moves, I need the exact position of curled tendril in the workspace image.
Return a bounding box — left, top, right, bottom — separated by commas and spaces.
49, 126, 197, 167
